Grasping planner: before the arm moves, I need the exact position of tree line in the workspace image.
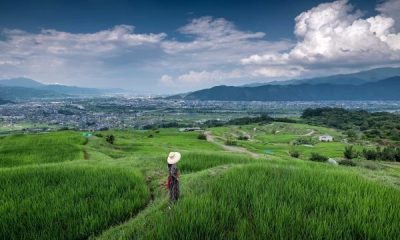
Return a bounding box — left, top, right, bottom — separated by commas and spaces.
344, 145, 400, 162
302, 107, 400, 142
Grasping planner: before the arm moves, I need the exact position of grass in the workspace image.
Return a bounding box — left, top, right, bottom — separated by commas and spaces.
0, 131, 86, 167
89, 129, 221, 158
210, 122, 356, 160
0, 164, 149, 240
101, 163, 400, 239
176, 152, 257, 173
1, 123, 400, 239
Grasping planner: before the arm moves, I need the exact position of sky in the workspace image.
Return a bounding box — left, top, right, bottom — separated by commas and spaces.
0, 0, 400, 94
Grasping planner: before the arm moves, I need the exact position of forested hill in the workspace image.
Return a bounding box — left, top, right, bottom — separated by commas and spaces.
183, 77, 400, 101
0, 78, 126, 100
0, 86, 65, 100
301, 107, 400, 142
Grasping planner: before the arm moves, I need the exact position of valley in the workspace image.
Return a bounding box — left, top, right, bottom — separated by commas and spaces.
1, 115, 400, 239
2, 0, 400, 238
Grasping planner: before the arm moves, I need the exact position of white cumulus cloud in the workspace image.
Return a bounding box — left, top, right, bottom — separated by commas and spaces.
377, 0, 400, 30
1, 25, 165, 59
177, 70, 243, 85
0, 25, 166, 88
242, 0, 400, 71
157, 17, 293, 90
159, 16, 292, 70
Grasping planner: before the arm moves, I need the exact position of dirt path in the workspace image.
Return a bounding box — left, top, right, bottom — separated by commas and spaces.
204, 132, 262, 158
303, 130, 315, 136
83, 150, 90, 160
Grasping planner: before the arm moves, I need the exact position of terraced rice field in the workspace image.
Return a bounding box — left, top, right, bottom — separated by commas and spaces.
1, 124, 400, 239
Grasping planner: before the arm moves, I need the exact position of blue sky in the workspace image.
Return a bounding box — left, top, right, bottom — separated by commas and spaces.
0, 0, 399, 93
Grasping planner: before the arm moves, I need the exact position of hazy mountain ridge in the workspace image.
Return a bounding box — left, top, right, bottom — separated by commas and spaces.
0, 78, 45, 88
242, 67, 400, 87
0, 98, 13, 105
0, 78, 126, 100
0, 86, 66, 100
184, 76, 400, 101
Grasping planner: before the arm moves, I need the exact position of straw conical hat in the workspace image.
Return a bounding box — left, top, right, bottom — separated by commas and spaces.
167, 152, 181, 164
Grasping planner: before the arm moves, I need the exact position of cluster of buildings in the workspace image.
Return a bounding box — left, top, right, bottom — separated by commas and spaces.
1, 98, 399, 133
0, 101, 127, 131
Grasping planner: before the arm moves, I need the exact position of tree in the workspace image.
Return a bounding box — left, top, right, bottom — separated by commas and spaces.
345, 129, 358, 140
106, 135, 115, 144
363, 148, 378, 160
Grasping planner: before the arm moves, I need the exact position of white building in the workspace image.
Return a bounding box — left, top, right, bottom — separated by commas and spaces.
319, 135, 333, 142
179, 127, 201, 132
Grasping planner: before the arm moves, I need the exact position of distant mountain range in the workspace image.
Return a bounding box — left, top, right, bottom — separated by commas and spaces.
3, 67, 400, 102
0, 86, 64, 101
242, 67, 400, 87
168, 67, 400, 101
0, 78, 126, 100
181, 76, 400, 101
0, 98, 13, 105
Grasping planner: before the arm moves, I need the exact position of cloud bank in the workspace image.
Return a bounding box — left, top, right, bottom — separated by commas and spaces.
0, 25, 166, 89
0, 0, 399, 93
242, 0, 400, 73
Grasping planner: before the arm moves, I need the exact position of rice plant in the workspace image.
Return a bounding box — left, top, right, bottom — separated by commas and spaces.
120, 163, 400, 239
0, 165, 149, 239
0, 131, 85, 167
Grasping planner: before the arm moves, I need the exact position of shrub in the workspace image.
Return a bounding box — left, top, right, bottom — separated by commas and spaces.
309, 153, 328, 162
362, 147, 400, 162
289, 149, 300, 158
344, 145, 355, 159
225, 137, 237, 146
197, 133, 207, 140
148, 134, 154, 138
363, 148, 378, 160
293, 137, 314, 145
237, 135, 250, 141
105, 135, 115, 144
95, 133, 103, 138
396, 148, 400, 162
345, 129, 358, 139
339, 159, 357, 167
380, 147, 396, 161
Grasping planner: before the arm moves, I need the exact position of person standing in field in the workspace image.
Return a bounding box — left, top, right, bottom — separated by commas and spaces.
166, 152, 181, 203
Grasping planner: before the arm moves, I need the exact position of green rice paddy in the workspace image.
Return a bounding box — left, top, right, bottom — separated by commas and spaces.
1, 122, 400, 239
0, 131, 86, 167
0, 165, 149, 239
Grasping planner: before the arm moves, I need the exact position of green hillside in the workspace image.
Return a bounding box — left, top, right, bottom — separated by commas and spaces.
0, 132, 86, 167
1, 124, 400, 239
103, 164, 400, 239
0, 165, 149, 239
